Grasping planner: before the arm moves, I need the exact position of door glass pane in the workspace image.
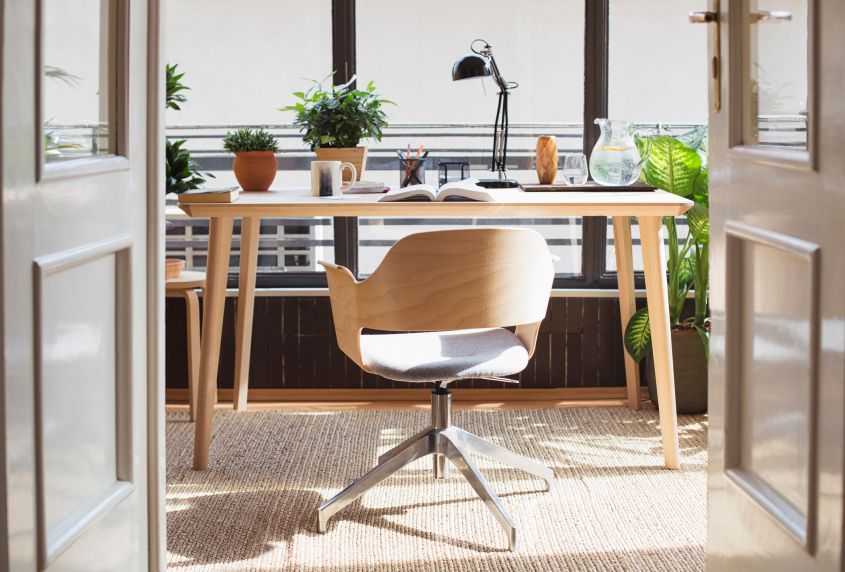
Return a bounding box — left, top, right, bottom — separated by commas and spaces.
747, 0, 809, 149
356, 0, 585, 277
43, 0, 112, 163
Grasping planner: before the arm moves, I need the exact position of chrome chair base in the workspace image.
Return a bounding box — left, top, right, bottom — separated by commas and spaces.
316, 389, 554, 551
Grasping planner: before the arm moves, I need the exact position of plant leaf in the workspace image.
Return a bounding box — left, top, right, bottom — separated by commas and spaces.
694, 324, 710, 362
693, 168, 709, 207
687, 203, 710, 245
676, 125, 708, 151
678, 256, 695, 288
283, 75, 390, 148
624, 307, 652, 363
640, 136, 701, 197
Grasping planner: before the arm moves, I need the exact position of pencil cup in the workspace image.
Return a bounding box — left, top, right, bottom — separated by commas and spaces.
399, 157, 427, 188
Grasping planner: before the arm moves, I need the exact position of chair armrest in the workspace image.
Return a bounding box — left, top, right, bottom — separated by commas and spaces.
318, 261, 366, 369
515, 322, 543, 358
318, 260, 357, 278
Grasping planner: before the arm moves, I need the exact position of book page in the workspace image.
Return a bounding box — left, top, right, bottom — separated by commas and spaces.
378, 184, 437, 202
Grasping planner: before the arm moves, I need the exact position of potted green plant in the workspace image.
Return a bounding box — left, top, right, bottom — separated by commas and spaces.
222, 128, 279, 192
282, 75, 392, 181
165, 63, 212, 279
165, 64, 212, 195
624, 127, 709, 414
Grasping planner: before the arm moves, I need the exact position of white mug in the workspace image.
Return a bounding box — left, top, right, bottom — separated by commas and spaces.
311, 160, 358, 197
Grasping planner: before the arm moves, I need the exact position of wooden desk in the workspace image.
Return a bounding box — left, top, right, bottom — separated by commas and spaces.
180, 187, 693, 471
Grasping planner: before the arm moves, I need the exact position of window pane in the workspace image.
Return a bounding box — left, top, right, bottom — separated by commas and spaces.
165, 0, 332, 130
166, 212, 334, 275
356, 0, 585, 276
607, 0, 704, 274
606, 217, 689, 274
747, 0, 809, 149
609, 0, 708, 125
43, 0, 111, 163
359, 217, 581, 277
165, 0, 333, 275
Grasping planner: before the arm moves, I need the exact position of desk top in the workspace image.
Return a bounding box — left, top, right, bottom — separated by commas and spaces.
178, 187, 692, 218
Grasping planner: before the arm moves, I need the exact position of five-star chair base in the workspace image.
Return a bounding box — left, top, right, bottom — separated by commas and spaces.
317, 388, 554, 551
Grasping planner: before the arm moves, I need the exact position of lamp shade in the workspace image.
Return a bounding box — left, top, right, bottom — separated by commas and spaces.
451, 53, 493, 81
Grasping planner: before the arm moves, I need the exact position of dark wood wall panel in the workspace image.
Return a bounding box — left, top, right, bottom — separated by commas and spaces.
165, 295, 663, 392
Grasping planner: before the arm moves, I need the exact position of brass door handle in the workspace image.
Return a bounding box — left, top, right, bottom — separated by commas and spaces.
689, 7, 721, 112
689, 11, 718, 23
750, 10, 792, 23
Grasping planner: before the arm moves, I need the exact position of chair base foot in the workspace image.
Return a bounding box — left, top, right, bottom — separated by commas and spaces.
316, 389, 553, 551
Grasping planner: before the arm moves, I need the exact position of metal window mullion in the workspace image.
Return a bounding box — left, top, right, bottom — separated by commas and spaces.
332, 0, 356, 87
333, 217, 358, 277
332, 0, 359, 276
582, 0, 609, 285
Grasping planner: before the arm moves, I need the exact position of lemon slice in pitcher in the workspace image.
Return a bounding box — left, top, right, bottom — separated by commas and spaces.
600, 146, 631, 151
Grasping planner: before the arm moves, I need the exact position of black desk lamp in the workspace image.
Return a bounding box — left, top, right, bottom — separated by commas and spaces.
452, 39, 519, 189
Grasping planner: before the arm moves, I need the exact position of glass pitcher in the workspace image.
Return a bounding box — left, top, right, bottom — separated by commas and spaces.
589, 119, 653, 186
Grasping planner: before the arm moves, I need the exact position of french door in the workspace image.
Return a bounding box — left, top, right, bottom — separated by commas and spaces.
706, 0, 845, 569
1, 0, 165, 569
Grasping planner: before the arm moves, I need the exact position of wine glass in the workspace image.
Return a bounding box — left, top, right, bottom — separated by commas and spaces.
562, 153, 589, 186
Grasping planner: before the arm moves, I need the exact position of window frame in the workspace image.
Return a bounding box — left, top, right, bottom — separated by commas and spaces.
235, 0, 646, 290
340, 0, 621, 290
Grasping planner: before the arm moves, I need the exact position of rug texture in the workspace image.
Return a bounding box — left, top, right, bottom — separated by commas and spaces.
166, 406, 706, 571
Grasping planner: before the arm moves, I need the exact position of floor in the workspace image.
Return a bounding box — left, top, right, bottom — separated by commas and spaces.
165, 401, 707, 571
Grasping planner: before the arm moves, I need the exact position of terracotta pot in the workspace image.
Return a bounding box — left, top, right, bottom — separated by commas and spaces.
646, 328, 708, 414
233, 151, 277, 191
165, 258, 185, 280
535, 136, 558, 184
315, 146, 368, 182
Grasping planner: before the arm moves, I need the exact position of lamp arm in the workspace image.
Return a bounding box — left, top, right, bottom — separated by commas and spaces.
471, 39, 511, 93
469, 38, 516, 183
487, 53, 509, 94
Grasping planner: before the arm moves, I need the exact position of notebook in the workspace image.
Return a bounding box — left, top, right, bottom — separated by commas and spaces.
177, 187, 240, 204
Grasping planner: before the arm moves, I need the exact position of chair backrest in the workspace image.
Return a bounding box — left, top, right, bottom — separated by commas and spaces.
321, 228, 554, 369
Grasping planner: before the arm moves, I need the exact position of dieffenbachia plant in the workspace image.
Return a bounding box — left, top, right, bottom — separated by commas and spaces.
624, 126, 709, 362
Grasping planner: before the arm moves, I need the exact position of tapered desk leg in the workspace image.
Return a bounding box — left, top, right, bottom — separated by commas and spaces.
233, 216, 260, 411
183, 288, 201, 422
612, 216, 642, 410
639, 216, 680, 470
193, 216, 234, 470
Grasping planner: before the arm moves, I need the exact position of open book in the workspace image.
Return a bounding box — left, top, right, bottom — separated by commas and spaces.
378, 179, 496, 202
344, 181, 390, 194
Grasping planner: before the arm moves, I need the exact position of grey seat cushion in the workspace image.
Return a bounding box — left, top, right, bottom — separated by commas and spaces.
359, 328, 529, 383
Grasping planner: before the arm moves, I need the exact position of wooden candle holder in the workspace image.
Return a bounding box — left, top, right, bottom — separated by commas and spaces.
535, 136, 558, 184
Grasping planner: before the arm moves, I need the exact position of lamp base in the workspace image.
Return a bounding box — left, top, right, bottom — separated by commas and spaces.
477, 178, 520, 189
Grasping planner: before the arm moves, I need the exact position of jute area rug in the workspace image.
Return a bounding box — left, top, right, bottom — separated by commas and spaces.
166, 405, 706, 571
